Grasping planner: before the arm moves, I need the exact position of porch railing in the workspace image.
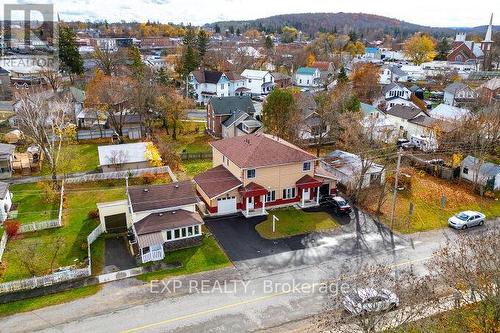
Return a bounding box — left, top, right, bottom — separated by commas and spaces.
141, 249, 164, 263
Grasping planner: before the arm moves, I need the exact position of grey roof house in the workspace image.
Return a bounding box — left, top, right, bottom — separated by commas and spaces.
461, 156, 500, 191
0, 143, 16, 179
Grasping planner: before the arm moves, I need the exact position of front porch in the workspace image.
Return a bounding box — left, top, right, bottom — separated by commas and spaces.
137, 232, 165, 263
240, 182, 268, 218
296, 175, 322, 209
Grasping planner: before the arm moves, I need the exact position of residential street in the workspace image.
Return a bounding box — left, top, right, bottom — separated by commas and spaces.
2, 214, 497, 333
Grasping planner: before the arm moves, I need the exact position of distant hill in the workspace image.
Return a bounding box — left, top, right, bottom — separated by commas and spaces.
209, 12, 496, 39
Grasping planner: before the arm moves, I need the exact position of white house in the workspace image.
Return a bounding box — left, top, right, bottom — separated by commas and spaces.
380, 65, 409, 84
0, 182, 12, 222
97, 181, 203, 263
240, 69, 275, 95
382, 83, 416, 109
189, 70, 231, 104
360, 103, 397, 143
443, 82, 478, 106
461, 156, 500, 191
294, 67, 322, 88
321, 150, 386, 189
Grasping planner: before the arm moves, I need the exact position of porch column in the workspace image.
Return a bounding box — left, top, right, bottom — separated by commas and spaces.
262, 194, 266, 214
246, 197, 249, 216
316, 186, 320, 204
302, 188, 305, 207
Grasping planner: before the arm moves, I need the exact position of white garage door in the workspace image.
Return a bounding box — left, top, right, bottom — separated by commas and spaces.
217, 196, 237, 214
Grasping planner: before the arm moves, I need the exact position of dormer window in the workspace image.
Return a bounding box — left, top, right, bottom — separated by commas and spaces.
246, 169, 256, 179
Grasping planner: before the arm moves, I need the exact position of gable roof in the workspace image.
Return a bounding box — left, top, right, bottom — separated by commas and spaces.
0, 143, 15, 158
310, 61, 333, 71
429, 104, 471, 120
134, 209, 203, 235
98, 142, 150, 166
225, 72, 243, 81
480, 77, 500, 91
241, 69, 270, 79
385, 105, 423, 120
209, 96, 255, 116
271, 72, 291, 81
210, 134, 316, 169
194, 165, 242, 199
462, 156, 500, 177
389, 65, 408, 77
360, 102, 380, 116
444, 82, 471, 94
296, 67, 319, 75
294, 91, 317, 118
128, 181, 198, 212
382, 82, 407, 95
222, 111, 250, 128
324, 150, 384, 175
191, 70, 224, 84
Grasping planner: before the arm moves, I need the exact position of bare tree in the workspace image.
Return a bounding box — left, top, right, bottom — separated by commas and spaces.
39, 68, 63, 92
427, 227, 500, 333
92, 45, 126, 76
16, 92, 75, 187
316, 264, 441, 333
106, 150, 129, 170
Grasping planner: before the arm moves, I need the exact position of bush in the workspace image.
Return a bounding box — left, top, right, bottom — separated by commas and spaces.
3, 220, 21, 237
142, 173, 156, 184
87, 209, 99, 220
36, 181, 59, 203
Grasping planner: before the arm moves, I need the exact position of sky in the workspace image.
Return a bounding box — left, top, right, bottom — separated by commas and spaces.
2, 0, 498, 28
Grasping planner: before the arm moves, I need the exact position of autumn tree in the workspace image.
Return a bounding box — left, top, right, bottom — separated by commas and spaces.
403, 33, 437, 65
281, 26, 299, 43
156, 89, 191, 140
305, 53, 316, 67
345, 41, 366, 57
93, 45, 126, 76
351, 63, 381, 104
244, 29, 262, 40
262, 88, 300, 142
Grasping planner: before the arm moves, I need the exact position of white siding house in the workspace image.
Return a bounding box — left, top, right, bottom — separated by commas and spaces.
240, 69, 275, 95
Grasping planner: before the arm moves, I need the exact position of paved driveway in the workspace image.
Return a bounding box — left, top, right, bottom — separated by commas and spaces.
104, 236, 137, 272
205, 206, 408, 279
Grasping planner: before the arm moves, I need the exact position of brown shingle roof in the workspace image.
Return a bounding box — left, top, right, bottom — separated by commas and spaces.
135, 210, 204, 235
194, 165, 242, 199
210, 134, 316, 169
128, 181, 198, 212
311, 61, 332, 71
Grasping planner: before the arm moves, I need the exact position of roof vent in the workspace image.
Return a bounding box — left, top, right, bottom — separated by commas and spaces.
158, 213, 164, 217
175, 183, 179, 188
143, 188, 149, 192
171, 211, 176, 214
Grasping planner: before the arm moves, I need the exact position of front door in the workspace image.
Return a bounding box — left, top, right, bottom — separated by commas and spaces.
303, 188, 310, 200
247, 196, 254, 210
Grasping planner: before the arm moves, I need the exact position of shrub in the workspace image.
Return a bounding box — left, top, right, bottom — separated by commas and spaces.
142, 172, 156, 184
36, 181, 59, 203
4, 220, 21, 237
87, 209, 99, 219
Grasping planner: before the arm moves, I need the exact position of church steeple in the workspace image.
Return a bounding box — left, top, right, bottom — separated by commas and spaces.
481, 13, 494, 70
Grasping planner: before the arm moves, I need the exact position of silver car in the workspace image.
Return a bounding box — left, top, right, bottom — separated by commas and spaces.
343, 288, 399, 315
448, 211, 486, 230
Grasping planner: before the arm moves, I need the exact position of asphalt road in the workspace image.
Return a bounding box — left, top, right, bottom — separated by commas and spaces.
1, 217, 497, 333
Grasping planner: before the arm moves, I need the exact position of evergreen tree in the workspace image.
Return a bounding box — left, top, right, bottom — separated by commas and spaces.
197, 29, 209, 61
436, 37, 451, 61
158, 68, 169, 85
337, 66, 348, 83
180, 28, 199, 77
128, 45, 145, 80
264, 35, 274, 50
58, 25, 84, 77
214, 24, 221, 34
236, 28, 241, 36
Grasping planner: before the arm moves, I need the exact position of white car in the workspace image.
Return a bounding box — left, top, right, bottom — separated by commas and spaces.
448, 211, 486, 230
342, 288, 399, 315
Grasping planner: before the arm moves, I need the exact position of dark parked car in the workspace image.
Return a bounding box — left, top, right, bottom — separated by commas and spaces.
331, 196, 352, 214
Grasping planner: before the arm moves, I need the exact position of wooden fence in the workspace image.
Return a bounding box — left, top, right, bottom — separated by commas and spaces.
180, 152, 212, 160
404, 154, 460, 180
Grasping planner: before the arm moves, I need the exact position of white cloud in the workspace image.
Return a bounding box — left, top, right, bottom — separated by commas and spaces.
5, 0, 497, 27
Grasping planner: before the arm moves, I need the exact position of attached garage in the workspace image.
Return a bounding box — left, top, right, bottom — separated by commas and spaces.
104, 213, 127, 233
217, 196, 237, 214
97, 200, 131, 233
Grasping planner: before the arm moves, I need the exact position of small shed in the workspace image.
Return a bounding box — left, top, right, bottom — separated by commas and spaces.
461, 156, 500, 191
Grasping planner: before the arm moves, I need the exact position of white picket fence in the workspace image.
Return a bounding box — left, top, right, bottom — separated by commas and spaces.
0, 224, 105, 294
0, 232, 8, 263
19, 219, 61, 233
65, 166, 174, 184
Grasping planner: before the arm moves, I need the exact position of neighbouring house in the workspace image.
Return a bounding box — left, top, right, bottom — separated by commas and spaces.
295, 92, 329, 140
0, 143, 15, 179
0, 182, 13, 222
310, 61, 335, 83
271, 72, 292, 88
460, 156, 500, 191
98, 142, 158, 172
189, 70, 231, 105
294, 67, 322, 88
409, 85, 424, 100
97, 181, 203, 263
380, 65, 409, 84
429, 103, 471, 121
360, 103, 397, 142
383, 105, 431, 136
240, 69, 275, 95
382, 82, 416, 109
321, 150, 385, 190
443, 82, 478, 107
206, 96, 262, 138
105, 114, 145, 139
225, 72, 251, 97
362, 47, 382, 60
193, 134, 337, 217
478, 77, 500, 105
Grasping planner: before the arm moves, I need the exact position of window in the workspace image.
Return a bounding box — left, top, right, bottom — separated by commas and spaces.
174, 229, 180, 239
247, 169, 256, 179
248, 79, 252, 83
166, 230, 172, 240
283, 187, 296, 199
220, 84, 224, 89
266, 190, 276, 202
463, 167, 469, 175
194, 225, 200, 235
188, 226, 193, 236
182, 228, 187, 238
303, 162, 311, 171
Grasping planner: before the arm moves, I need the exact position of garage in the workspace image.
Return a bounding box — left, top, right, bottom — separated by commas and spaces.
217, 196, 237, 214
104, 213, 128, 233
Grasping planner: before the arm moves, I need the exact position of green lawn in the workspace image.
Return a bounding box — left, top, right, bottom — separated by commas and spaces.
137, 235, 231, 282
366, 169, 500, 233
0, 285, 101, 318
255, 208, 340, 239
0, 182, 126, 282
181, 159, 212, 178
10, 183, 59, 224
173, 121, 211, 154
41, 143, 100, 175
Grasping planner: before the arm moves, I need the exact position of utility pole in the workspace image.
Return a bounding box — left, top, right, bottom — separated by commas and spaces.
390, 148, 403, 230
